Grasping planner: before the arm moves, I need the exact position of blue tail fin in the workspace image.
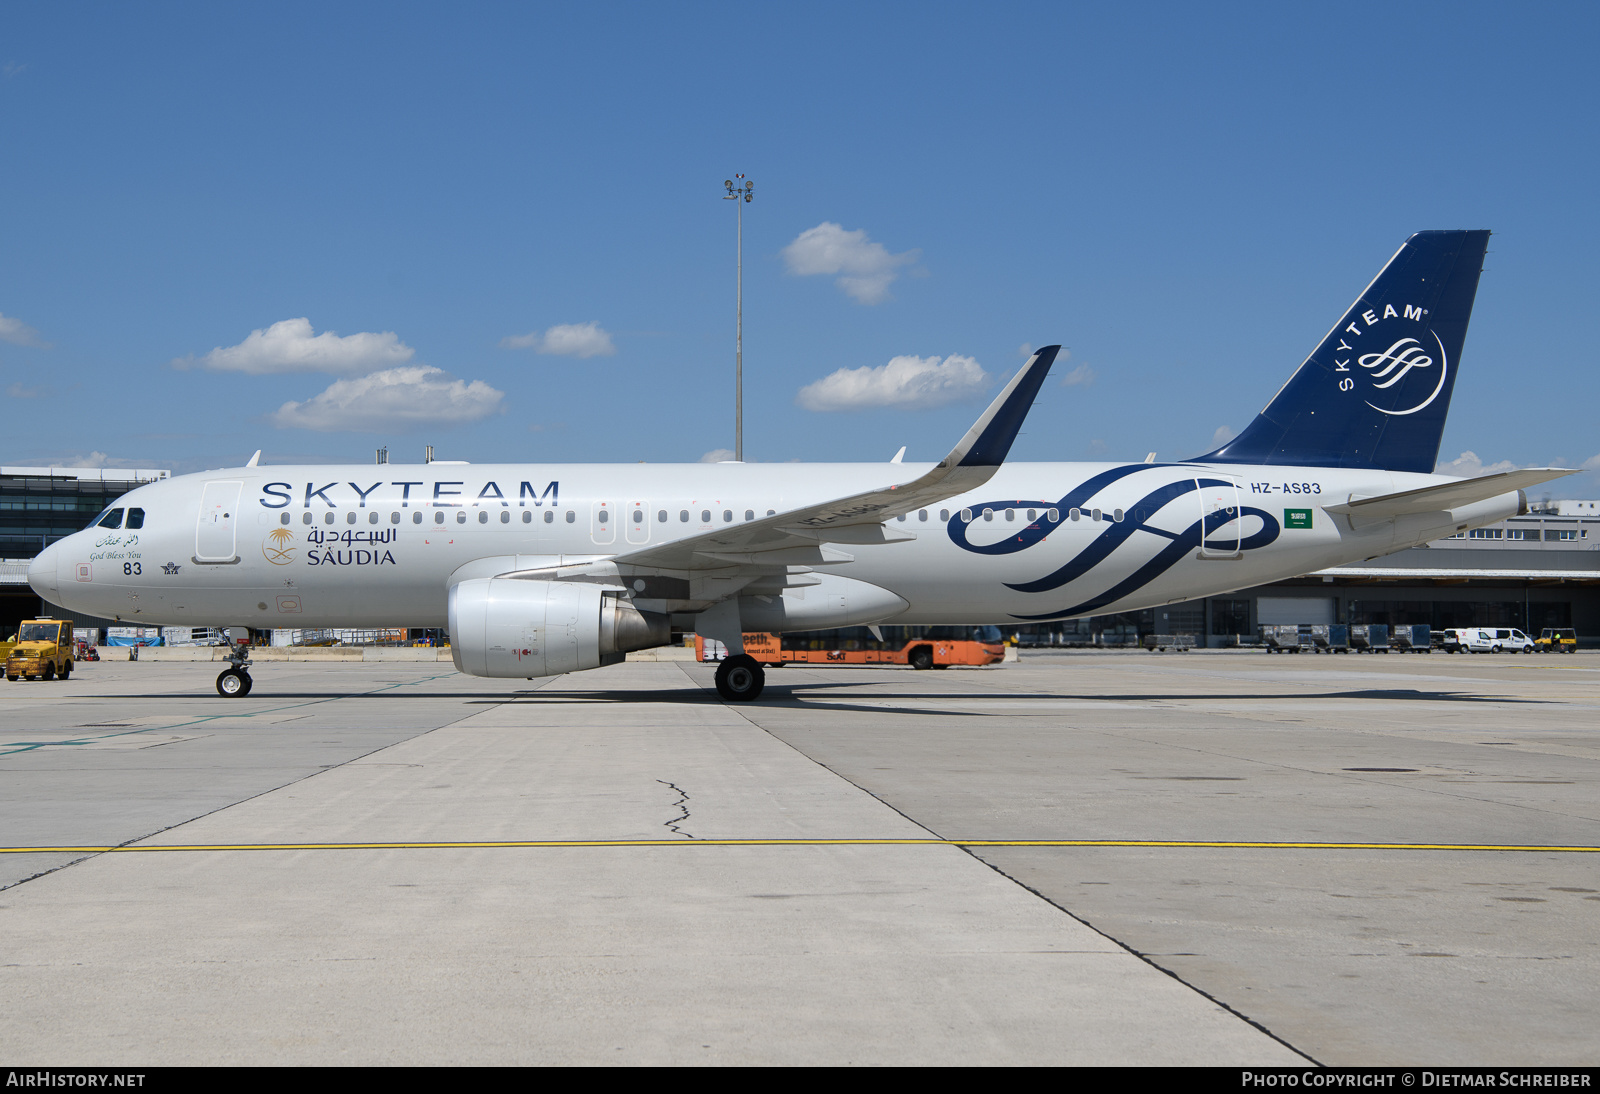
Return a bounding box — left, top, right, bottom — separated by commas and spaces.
1199, 230, 1490, 473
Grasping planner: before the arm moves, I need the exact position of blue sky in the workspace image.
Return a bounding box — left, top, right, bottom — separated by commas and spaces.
2, 2, 1597, 495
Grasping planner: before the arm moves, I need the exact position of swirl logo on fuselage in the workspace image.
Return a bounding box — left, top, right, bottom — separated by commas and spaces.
947, 465, 1281, 622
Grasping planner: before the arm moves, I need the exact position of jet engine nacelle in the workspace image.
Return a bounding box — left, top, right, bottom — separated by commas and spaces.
448, 577, 671, 679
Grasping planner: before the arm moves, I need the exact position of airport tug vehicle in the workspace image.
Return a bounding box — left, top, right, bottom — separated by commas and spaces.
5, 618, 75, 682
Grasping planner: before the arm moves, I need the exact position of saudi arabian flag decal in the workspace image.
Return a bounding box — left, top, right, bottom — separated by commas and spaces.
1285, 509, 1313, 529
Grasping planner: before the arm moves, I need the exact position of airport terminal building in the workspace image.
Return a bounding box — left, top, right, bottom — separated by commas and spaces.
2, 464, 1596, 648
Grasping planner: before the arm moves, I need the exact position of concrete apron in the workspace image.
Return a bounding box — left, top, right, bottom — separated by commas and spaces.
0, 662, 1303, 1065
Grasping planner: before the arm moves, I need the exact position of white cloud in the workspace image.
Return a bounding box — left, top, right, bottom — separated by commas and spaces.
270, 366, 505, 433
1582, 453, 1600, 472
500, 321, 616, 358
700, 448, 737, 463
178, 317, 416, 375
1436, 450, 1522, 478
796, 354, 989, 412
1211, 425, 1235, 447
782, 222, 919, 305
1061, 363, 1097, 388
0, 312, 44, 346
7, 382, 49, 399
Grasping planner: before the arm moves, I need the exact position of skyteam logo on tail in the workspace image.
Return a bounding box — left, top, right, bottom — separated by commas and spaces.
1333, 304, 1449, 417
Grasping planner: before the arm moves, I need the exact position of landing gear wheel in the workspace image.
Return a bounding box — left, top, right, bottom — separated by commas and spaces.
217, 668, 252, 697
715, 655, 765, 702
909, 646, 934, 671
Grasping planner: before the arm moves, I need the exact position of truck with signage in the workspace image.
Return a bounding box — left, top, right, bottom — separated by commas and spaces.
698, 626, 1006, 670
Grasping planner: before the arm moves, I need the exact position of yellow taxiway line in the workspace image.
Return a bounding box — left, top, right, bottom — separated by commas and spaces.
3, 839, 1598, 853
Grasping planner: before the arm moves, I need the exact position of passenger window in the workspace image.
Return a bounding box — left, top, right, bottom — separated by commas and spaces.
1046, 509, 1059, 522
919, 509, 927, 521
1113, 508, 1124, 522
435, 511, 445, 525
598, 510, 609, 524
1091, 509, 1102, 521
390, 512, 400, 524
566, 511, 575, 523
701, 510, 711, 523
97, 509, 124, 529
414, 512, 424, 524
522, 511, 532, 523
633, 510, 643, 524
657, 510, 667, 522
325, 512, 335, 525
723, 510, 732, 522
1026, 509, 1036, 522
680, 510, 689, 522
897, 514, 906, 522
544, 511, 554, 524
303, 512, 314, 526
476, 511, 486, 524
500, 511, 510, 524
940, 509, 949, 522
982, 508, 994, 521
744, 509, 754, 521
457, 512, 467, 524
960, 508, 971, 522
369, 511, 379, 525
767, 509, 775, 517
126, 508, 146, 529
346, 511, 356, 525
1005, 509, 1014, 521
1070, 508, 1080, 521
281, 512, 292, 526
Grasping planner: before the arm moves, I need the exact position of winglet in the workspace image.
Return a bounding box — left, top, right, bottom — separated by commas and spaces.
942, 346, 1059, 468
245, 450, 261, 468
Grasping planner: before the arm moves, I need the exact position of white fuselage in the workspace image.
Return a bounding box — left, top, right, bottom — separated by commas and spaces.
29, 460, 1518, 632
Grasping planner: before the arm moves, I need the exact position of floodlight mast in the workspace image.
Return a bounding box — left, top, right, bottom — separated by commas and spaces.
723, 175, 753, 461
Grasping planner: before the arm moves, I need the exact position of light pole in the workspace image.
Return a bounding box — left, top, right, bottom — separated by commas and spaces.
723, 175, 753, 461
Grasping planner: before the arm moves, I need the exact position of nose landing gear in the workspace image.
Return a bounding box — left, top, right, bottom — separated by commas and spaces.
216, 668, 253, 697
215, 641, 254, 697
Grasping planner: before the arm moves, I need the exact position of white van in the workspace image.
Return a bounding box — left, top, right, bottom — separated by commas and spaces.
1462, 627, 1535, 653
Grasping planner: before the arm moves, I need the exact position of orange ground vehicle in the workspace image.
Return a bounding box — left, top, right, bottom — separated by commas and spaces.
697, 625, 1007, 670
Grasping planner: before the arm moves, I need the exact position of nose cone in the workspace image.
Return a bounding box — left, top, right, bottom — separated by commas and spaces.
28, 541, 62, 604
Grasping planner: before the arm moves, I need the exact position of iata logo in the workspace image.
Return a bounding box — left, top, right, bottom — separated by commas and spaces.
1333, 303, 1448, 416
263, 527, 297, 565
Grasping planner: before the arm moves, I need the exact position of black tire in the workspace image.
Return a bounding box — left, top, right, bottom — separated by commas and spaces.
61, 660, 72, 677
909, 646, 934, 671
217, 669, 248, 697
42, 662, 55, 681
714, 655, 765, 702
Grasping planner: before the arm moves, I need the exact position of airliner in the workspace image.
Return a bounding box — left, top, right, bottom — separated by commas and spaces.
27, 230, 1573, 701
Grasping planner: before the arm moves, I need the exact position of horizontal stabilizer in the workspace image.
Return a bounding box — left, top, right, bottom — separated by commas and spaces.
1325, 468, 1576, 521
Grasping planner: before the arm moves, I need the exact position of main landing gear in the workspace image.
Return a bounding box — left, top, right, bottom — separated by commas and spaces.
216, 642, 254, 697
715, 654, 765, 702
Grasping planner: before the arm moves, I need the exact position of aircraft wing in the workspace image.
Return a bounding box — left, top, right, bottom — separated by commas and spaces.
1324, 467, 1577, 522
504, 345, 1058, 582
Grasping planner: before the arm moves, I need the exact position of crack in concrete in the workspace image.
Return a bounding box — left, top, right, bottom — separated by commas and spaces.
656, 780, 696, 839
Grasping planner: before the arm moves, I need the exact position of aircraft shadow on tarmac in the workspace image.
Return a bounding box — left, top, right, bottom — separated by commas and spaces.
92, 685, 1550, 709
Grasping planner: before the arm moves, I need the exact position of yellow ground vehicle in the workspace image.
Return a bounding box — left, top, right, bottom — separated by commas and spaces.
5, 619, 76, 681
1536, 628, 1578, 653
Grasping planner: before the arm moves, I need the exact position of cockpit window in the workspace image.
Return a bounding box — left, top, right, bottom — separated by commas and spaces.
95, 509, 125, 529
125, 508, 146, 529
